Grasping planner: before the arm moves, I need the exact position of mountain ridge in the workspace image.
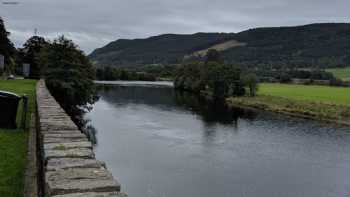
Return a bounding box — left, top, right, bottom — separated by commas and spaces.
89, 23, 350, 68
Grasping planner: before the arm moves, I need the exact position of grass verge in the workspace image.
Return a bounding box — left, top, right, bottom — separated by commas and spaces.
0, 79, 37, 197
227, 83, 350, 125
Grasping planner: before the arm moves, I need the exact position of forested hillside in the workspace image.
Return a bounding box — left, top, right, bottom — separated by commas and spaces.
89, 33, 234, 66
222, 23, 350, 69
90, 23, 350, 68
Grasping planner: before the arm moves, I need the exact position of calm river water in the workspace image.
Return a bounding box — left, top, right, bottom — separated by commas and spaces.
85, 83, 350, 197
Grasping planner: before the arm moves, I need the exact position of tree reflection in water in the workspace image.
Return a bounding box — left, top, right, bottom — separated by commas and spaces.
174, 91, 257, 125
91, 84, 258, 146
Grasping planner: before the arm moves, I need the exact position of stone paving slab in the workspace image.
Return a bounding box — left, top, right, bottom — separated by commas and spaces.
53, 192, 128, 197
43, 137, 89, 144
40, 124, 78, 131
43, 133, 87, 139
44, 148, 95, 161
39, 114, 69, 120
47, 158, 105, 171
38, 110, 66, 115
40, 118, 73, 122
43, 133, 89, 144
40, 120, 76, 125
45, 168, 121, 196
44, 141, 92, 150
41, 130, 83, 135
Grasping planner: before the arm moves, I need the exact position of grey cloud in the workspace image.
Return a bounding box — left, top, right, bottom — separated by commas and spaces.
1, 0, 349, 53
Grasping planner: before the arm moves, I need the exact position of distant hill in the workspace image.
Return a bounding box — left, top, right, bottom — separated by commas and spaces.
89, 33, 235, 67
89, 23, 350, 68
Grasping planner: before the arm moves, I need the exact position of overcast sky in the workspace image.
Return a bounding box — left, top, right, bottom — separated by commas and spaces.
0, 0, 349, 54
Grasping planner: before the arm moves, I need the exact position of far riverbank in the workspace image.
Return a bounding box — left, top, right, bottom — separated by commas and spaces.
94, 80, 173, 87
95, 81, 350, 126
227, 83, 350, 126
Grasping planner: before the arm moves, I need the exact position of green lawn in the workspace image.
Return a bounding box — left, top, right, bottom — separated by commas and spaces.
259, 83, 350, 106
326, 67, 350, 81
0, 79, 36, 197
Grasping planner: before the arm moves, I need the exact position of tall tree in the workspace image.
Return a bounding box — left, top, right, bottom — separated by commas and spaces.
22, 36, 48, 78
39, 36, 96, 127
0, 17, 16, 73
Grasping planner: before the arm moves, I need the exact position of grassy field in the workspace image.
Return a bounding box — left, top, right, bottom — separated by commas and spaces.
326, 67, 350, 81
259, 83, 350, 106
228, 83, 350, 124
0, 79, 36, 197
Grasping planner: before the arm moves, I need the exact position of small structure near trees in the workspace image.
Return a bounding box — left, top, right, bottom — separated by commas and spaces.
22, 63, 30, 78
0, 54, 4, 71
243, 73, 259, 97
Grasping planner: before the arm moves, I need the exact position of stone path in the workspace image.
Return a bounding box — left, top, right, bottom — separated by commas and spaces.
36, 80, 127, 197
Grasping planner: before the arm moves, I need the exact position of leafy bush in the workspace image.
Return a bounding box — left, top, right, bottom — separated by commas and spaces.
20, 36, 48, 79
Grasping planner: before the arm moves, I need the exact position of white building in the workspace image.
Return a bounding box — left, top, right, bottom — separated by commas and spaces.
0, 54, 4, 70
23, 63, 30, 77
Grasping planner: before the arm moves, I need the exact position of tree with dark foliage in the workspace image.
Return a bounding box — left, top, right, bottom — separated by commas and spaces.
205, 49, 222, 64
96, 66, 156, 81
39, 36, 96, 127
0, 17, 16, 74
174, 62, 245, 98
21, 36, 48, 78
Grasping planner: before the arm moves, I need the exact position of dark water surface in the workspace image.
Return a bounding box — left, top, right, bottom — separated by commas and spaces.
85, 84, 350, 197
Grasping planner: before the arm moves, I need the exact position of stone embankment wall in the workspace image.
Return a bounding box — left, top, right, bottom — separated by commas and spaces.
36, 80, 127, 197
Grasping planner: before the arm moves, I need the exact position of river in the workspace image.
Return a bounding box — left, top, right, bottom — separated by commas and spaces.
85, 82, 350, 197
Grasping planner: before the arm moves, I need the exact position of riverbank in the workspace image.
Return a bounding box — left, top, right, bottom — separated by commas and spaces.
94, 80, 173, 87
227, 83, 350, 126
327, 67, 350, 81
0, 79, 37, 196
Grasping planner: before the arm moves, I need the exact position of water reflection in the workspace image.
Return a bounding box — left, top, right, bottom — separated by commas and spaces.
98, 85, 257, 126
174, 91, 257, 124
75, 100, 99, 145
81, 118, 98, 145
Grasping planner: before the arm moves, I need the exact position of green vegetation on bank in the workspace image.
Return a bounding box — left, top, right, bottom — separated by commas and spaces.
259, 83, 350, 105
174, 50, 259, 98
96, 66, 156, 81
326, 67, 350, 81
228, 83, 350, 124
174, 62, 245, 98
0, 79, 37, 197
257, 69, 336, 82
96, 64, 177, 81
